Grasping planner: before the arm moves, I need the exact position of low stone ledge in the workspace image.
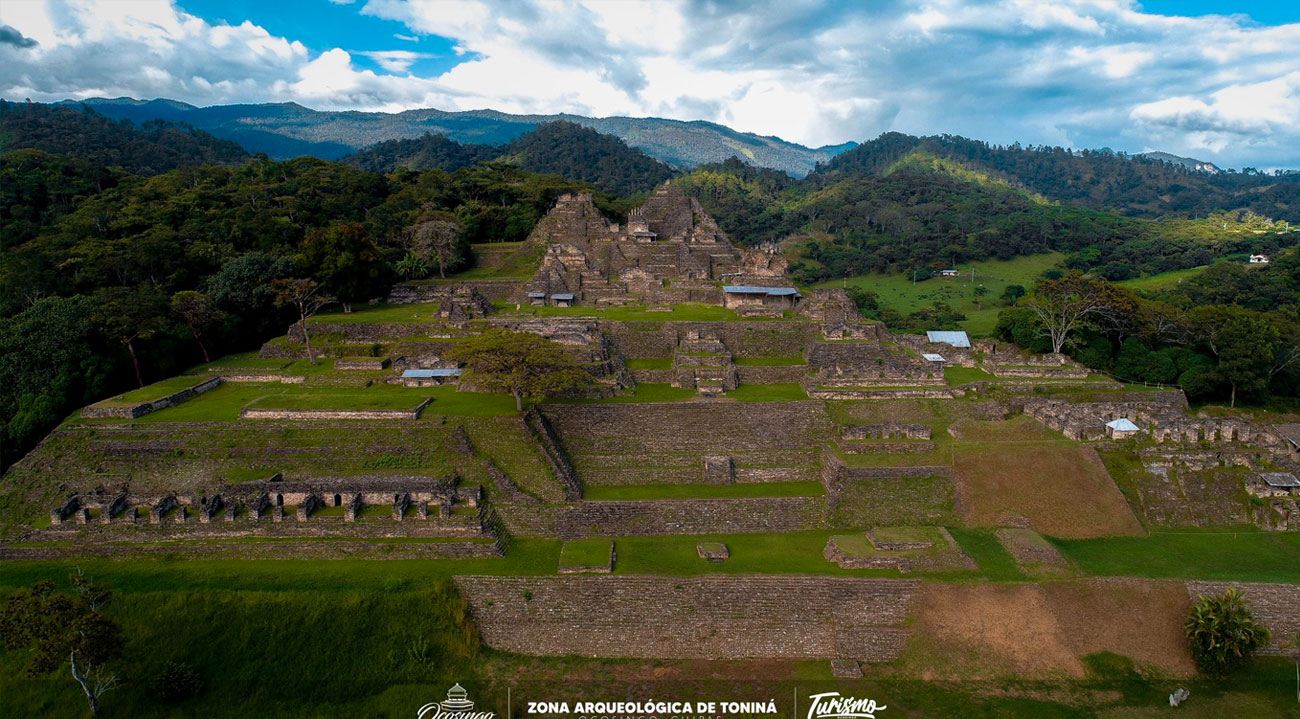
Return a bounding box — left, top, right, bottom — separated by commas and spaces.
82, 377, 222, 419
239, 398, 432, 421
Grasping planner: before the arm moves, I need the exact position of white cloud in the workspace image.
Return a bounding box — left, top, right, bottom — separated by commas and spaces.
0, 0, 1298, 168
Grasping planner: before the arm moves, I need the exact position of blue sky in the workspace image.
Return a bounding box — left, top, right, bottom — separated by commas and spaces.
1, 1, 1298, 169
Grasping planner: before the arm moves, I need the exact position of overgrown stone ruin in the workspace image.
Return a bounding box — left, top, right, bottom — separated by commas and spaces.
521, 184, 794, 307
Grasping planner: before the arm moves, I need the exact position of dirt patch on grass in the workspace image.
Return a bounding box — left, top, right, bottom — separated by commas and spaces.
948, 415, 1057, 441
953, 444, 1144, 538
1044, 578, 1195, 676
996, 528, 1072, 576
901, 582, 1084, 680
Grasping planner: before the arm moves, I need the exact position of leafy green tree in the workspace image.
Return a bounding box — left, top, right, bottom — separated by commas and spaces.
91, 285, 169, 388
973, 283, 989, 309
1000, 284, 1026, 305
170, 291, 224, 363
272, 278, 332, 365
1185, 587, 1270, 676
0, 575, 124, 715
299, 222, 393, 312
1022, 272, 1122, 354
394, 253, 430, 280
205, 252, 295, 315
447, 329, 592, 411
1190, 305, 1279, 407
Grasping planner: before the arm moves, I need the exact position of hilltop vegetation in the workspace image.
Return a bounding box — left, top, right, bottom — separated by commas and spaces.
0, 100, 248, 175
346, 121, 675, 196
66, 97, 851, 175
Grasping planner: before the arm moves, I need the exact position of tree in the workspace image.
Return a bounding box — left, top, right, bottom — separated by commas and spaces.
170, 291, 224, 363
973, 283, 989, 310
0, 575, 124, 715
403, 216, 465, 279
205, 252, 295, 315
1185, 587, 1270, 676
91, 285, 168, 388
1000, 284, 1026, 306
1189, 305, 1279, 407
1021, 272, 1120, 354
272, 278, 332, 365
299, 222, 393, 312
446, 329, 592, 411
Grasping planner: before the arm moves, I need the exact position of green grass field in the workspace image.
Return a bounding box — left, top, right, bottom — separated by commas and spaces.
583, 481, 825, 500
1116, 265, 1212, 292
94, 376, 212, 406
733, 355, 805, 366
624, 357, 673, 370
123, 383, 520, 422
813, 252, 1065, 336
1053, 529, 1300, 583
558, 538, 613, 568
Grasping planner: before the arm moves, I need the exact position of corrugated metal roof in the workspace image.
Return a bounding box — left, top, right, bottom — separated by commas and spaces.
926, 330, 971, 348
402, 369, 461, 378
526, 292, 546, 298
1259, 472, 1300, 488
1106, 418, 1140, 432
722, 285, 801, 297
551, 293, 575, 300
921, 353, 946, 362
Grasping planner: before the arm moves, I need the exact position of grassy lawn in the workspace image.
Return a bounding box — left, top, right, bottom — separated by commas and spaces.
188, 352, 293, 373
583, 481, 825, 500
245, 386, 431, 411
127, 383, 519, 422
561, 382, 698, 403
1053, 529, 1300, 583
943, 365, 996, 384
558, 538, 613, 568
309, 303, 448, 324
726, 383, 807, 401
733, 356, 805, 366
95, 376, 211, 406
624, 357, 672, 370
813, 252, 1064, 336
1117, 265, 1211, 293
493, 302, 766, 322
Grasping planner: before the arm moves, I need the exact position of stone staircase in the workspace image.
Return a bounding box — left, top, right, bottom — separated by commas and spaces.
673, 329, 737, 396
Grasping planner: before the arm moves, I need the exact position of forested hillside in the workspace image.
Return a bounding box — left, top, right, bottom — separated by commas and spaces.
0, 127, 626, 468
0, 101, 248, 175
814, 132, 1300, 221
345, 121, 674, 196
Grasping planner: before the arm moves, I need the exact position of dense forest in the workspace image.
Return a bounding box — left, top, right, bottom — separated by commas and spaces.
0, 101, 249, 175
813, 131, 1300, 222
3, 103, 1299, 468
344, 120, 675, 197
0, 110, 631, 468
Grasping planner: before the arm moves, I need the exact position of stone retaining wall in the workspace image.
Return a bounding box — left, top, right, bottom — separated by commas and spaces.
1185, 582, 1300, 655
497, 496, 827, 538
239, 399, 432, 421
601, 321, 820, 359
735, 365, 808, 384
453, 575, 918, 661
82, 378, 223, 419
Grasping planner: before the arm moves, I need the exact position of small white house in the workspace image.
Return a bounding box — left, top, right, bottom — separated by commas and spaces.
1249, 254, 1270, 264
1105, 418, 1140, 439
938, 269, 960, 277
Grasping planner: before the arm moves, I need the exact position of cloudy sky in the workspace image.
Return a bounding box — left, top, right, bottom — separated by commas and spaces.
2, 0, 1299, 169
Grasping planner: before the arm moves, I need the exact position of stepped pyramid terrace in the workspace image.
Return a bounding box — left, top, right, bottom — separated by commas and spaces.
2, 182, 1297, 689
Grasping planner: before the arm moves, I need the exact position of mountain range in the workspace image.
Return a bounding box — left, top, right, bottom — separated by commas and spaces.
57, 97, 854, 176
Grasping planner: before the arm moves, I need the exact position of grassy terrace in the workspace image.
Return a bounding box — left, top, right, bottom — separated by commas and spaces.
583, 481, 825, 500
733, 355, 805, 366
92, 375, 212, 406
86, 384, 522, 422
558, 538, 613, 568
1117, 264, 1212, 292
813, 252, 1065, 336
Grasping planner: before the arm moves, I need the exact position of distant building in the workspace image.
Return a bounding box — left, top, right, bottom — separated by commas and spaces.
400, 368, 461, 387
721, 285, 801, 311
1249, 254, 1270, 264
937, 269, 960, 277
925, 330, 970, 349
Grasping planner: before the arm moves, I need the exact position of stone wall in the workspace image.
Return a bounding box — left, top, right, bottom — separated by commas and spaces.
453, 575, 918, 661
600, 321, 820, 359
1185, 582, 1300, 655
497, 496, 827, 538
735, 365, 808, 384
239, 399, 432, 422
82, 377, 222, 419
842, 424, 932, 440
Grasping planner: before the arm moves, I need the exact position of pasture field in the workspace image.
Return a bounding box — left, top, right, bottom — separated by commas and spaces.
811, 252, 1065, 335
